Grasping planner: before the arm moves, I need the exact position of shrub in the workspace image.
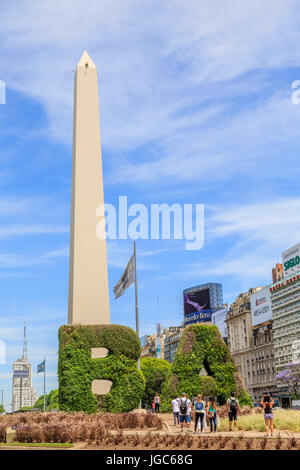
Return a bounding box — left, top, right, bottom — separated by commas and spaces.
58, 324, 145, 413
161, 324, 252, 410
3, 411, 163, 444
34, 389, 59, 411
0, 425, 6, 442
140, 357, 171, 407
260, 436, 268, 450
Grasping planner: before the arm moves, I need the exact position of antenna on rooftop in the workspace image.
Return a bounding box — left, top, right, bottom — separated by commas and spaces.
22, 321, 27, 360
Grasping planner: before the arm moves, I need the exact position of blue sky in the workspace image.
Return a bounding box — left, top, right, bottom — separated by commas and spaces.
1, 0, 300, 410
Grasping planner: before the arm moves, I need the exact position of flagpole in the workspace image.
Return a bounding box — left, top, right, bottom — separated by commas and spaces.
134, 241, 139, 362
134, 241, 142, 410
43, 357, 46, 413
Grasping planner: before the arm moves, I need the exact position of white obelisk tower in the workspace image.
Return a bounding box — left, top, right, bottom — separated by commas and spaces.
68, 51, 110, 325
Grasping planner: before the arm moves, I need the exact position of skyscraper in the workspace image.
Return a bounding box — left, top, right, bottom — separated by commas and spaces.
12, 323, 38, 412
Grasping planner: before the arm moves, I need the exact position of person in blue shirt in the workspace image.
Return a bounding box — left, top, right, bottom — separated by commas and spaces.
194, 394, 206, 433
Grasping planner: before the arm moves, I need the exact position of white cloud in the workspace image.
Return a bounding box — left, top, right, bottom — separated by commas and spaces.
110, 93, 300, 185
0, 246, 68, 268
208, 198, 300, 252
107, 240, 158, 271
1, 0, 300, 175
175, 197, 300, 285
0, 225, 68, 237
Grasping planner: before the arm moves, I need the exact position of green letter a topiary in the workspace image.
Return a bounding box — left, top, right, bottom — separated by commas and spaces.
161, 324, 252, 411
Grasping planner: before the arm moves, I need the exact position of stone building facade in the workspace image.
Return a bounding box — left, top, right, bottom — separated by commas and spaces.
164, 326, 184, 363
12, 357, 38, 412
226, 288, 277, 402
272, 263, 284, 283
270, 273, 300, 371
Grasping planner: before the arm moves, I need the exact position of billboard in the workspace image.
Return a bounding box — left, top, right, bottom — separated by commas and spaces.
185, 310, 212, 325
184, 288, 211, 315
212, 308, 228, 338
282, 243, 300, 278
250, 287, 272, 326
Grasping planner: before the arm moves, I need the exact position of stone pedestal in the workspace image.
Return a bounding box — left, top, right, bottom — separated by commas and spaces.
131, 408, 147, 415
6, 427, 17, 444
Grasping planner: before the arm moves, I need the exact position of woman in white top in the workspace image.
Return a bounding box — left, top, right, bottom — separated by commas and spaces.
171, 397, 180, 425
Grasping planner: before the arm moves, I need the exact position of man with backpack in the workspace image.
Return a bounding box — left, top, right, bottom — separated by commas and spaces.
179, 393, 192, 431
226, 391, 240, 431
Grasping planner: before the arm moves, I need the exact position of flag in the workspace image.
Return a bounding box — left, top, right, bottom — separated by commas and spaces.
113, 254, 135, 299
37, 360, 45, 373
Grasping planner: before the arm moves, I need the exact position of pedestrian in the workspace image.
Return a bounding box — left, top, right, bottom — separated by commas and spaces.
154, 392, 161, 413
171, 396, 180, 426
201, 396, 208, 432
151, 400, 155, 414
226, 391, 240, 431
194, 394, 206, 433
260, 392, 275, 437
179, 393, 192, 431
207, 397, 217, 433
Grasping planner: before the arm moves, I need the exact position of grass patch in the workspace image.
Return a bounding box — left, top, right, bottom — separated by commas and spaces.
0, 442, 73, 448
219, 409, 300, 432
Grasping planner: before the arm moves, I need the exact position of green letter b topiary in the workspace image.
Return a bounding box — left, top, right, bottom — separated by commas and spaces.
58, 324, 145, 413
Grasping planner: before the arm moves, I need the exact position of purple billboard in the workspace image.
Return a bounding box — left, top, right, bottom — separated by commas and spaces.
184, 288, 211, 315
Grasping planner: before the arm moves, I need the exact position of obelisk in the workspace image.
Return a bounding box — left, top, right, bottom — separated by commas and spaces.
68, 51, 110, 325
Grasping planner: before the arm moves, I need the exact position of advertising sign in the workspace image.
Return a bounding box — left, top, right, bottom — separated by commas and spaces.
250, 287, 272, 326
184, 288, 211, 315
282, 243, 300, 278
212, 308, 228, 338
184, 310, 212, 325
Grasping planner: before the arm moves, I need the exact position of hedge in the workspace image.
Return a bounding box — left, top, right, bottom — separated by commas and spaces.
58, 324, 145, 413
161, 324, 252, 411
140, 357, 171, 407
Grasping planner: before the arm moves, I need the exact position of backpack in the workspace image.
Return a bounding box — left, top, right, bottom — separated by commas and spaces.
230, 398, 238, 412
180, 399, 188, 414
195, 401, 204, 411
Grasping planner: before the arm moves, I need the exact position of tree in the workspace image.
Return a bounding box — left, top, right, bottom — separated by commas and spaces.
140, 357, 171, 408
34, 389, 59, 411
0, 404, 5, 414
275, 363, 300, 398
